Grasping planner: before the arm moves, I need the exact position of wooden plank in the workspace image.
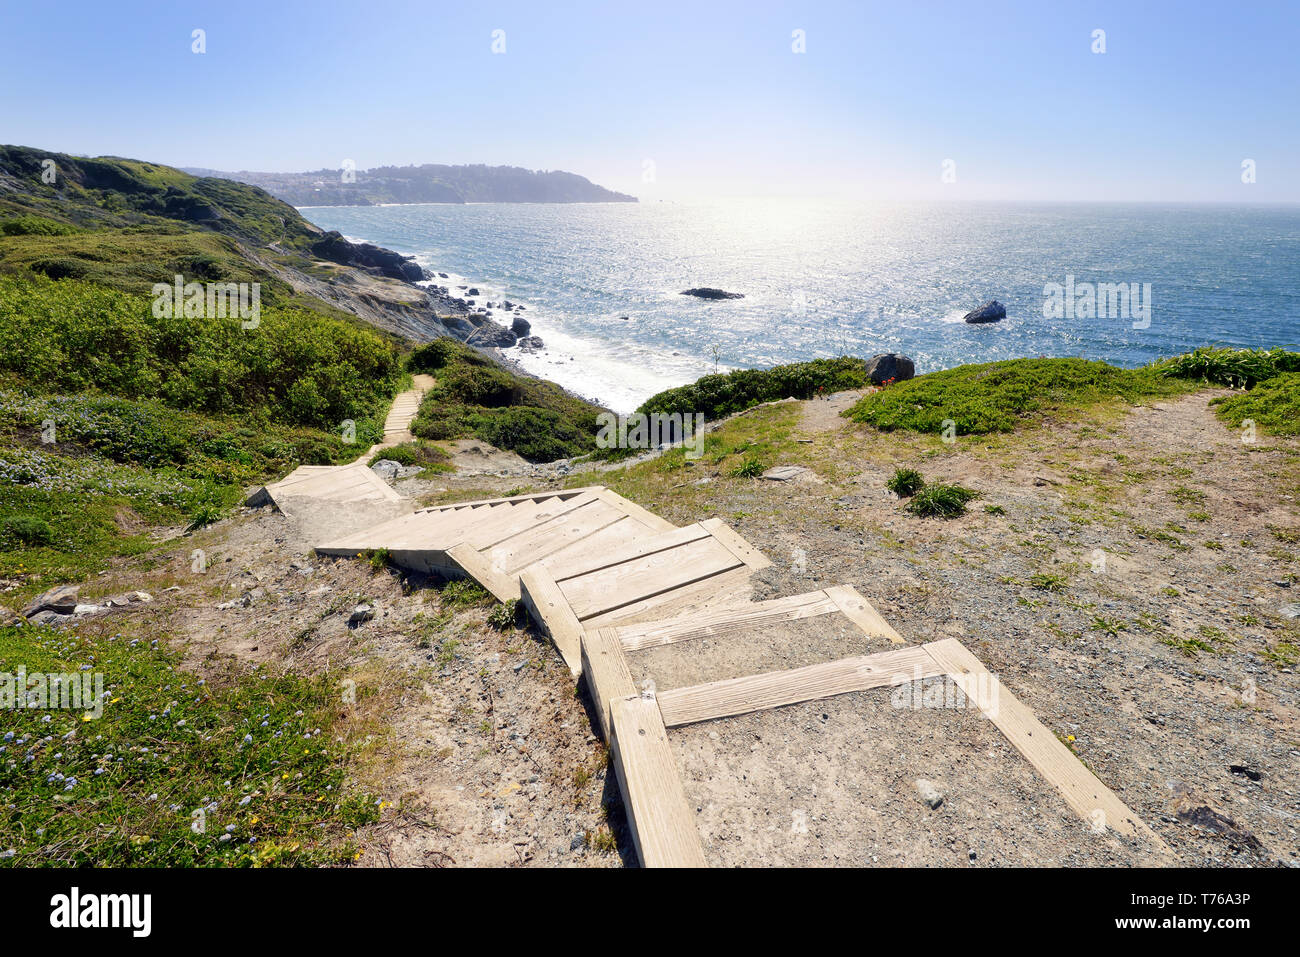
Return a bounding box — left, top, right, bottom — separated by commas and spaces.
535, 516, 670, 575
315, 502, 497, 553
700, 518, 771, 570
594, 487, 676, 532
545, 522, 714, 583
613, 590, 839, 652
561, 536, 742, 621
518, 565, 584, 676
581, 566, 754, 630
486, 499, 625, 574
608, 694, 708, 868
656, 645, 944, 727
824, 585, 905, 645
456, 491, 603, 551
581, 628, 637, 742
922, 638, 1166, 847
446, 543, 520, 602
423, 486, 605, 511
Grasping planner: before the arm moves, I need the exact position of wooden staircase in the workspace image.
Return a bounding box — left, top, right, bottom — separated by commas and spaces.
305, 484, 1168, 867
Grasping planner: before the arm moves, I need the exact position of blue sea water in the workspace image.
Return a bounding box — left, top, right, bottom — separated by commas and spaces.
300, 200, 1300, 413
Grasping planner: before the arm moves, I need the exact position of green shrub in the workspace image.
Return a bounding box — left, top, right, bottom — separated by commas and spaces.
30, 257, 91, 280
370, 441, 451, 469
372, 445, 416, 466
0, 215, 79, 237
186, 501, 225, 531
905, 483, 978, 518
438, 363, 520, 407
1212, 372, 1300, 435
3, 515, 54, 547
639, 356, 868, 422
407, 337, 604, 462
1152, 347, 1300, 389
886, 467, 925, 497
470, 406, 589, 462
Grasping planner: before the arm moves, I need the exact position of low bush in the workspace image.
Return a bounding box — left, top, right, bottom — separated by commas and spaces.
905, 483, 978, 518
639, 356, 868, 422
1212, 371, 1300, 435
886, 467, 925, 497
1152, 347, 1300, 389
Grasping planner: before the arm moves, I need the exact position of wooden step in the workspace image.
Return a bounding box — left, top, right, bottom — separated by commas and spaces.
519, 520, 770, 675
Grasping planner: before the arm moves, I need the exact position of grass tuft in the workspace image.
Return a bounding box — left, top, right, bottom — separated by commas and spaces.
904, 483, 978, 518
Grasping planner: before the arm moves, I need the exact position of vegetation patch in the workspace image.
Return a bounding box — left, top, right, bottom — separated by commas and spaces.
369, 441, 452, 472
0, 273, 401, 433
0, 623, 379, 866
846, 358, 1192, 435
1152, 347, 1300, 390
1212, 372, 1300, 436
409, 337, 604, 462
638, 356, 867, 422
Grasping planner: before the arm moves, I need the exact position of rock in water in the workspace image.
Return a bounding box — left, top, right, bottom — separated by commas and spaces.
681, 287, 744, 300
510, 315, 531, 337
962, 300, 1006, 323
863, 353, 915, 385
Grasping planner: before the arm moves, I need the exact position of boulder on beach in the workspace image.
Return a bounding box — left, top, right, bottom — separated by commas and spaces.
681, 287, 744, 300
962, 300, 1006, 324
864, 353, 915, 385
510, 315, 531, 336
517, 335, 545, 353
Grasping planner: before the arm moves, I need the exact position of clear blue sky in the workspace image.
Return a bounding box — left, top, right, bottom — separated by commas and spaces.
2, 0, 1296, 201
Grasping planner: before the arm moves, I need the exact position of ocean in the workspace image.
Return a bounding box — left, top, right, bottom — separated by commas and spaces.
300, 200, 1300, 413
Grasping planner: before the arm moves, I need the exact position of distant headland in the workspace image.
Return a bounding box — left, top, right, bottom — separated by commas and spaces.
181, 162, 638, 206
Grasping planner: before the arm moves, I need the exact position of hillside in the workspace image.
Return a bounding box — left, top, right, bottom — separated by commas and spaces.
185, 162, 637, 206
0, 145, 475, 341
